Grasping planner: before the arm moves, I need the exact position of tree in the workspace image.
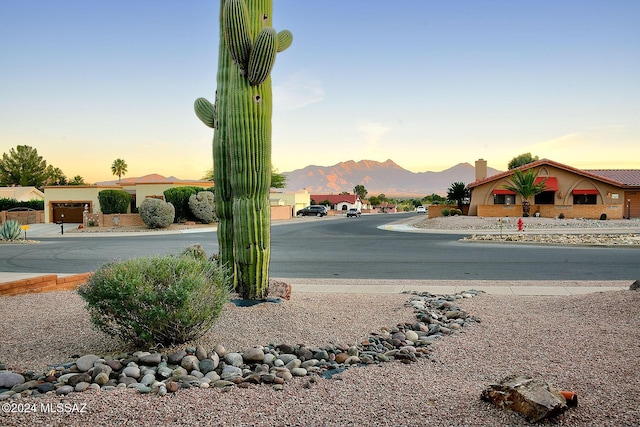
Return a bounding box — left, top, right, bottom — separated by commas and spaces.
69, 175, 87, 185
353, 184, 368, 199
0, 145, 51, 188
111, 158, 128, 183
508, 153, 539, 170
270, 167, 286, 189
502, 169, 547, 216
368, 195, 380, 207
46, 166, 67, 185
446, 182, 469, 210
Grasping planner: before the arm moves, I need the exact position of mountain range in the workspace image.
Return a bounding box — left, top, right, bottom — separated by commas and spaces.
282, 159, 502, 197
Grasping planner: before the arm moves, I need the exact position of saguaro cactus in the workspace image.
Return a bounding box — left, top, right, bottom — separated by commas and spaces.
195, 0, 292, 299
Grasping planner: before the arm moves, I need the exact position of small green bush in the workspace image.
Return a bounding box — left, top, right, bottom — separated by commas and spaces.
98, 190, 131, 214
188, 191, 216, 223
450, 208, 462, 216
558, 213, 565, 219
164, 187, 205, 222
599, 213, 607, 220
139, 198, 175, 228
77, 253, 231, 347
441, 208, 450, 217
0, 219, 22, 240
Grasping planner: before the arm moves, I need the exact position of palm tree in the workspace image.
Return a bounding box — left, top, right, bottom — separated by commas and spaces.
447, 181, 469, 210
503, 169, 547, 217
111, 159, 128, 183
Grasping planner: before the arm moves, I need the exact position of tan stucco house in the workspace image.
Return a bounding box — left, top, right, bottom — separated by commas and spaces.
468, 159, 640, 219
44, 174, 214, 223
0, 186, 45, 201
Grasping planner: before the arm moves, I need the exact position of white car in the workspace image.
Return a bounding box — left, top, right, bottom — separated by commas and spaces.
416, 206, 427, 214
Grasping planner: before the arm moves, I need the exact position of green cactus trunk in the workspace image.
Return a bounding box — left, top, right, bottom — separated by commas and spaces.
212, 1, 235, 274
196, 0, 291, 300
227, 0, 272, 299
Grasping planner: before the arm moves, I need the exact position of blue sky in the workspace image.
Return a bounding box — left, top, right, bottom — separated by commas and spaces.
1, 0, 638, 184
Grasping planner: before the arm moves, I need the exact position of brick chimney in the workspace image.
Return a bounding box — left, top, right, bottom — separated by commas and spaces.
475, 159, 487, 181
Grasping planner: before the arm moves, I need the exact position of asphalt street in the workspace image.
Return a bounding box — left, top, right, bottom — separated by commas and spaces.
1, 214, 638, 280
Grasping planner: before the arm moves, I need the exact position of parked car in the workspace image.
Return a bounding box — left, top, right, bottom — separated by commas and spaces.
416, 206, 427, 214
346, 208, 361, 217
296, 205, 328, 217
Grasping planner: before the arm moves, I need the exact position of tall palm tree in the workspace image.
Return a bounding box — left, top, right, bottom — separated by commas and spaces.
447, 181, 469, 210
111, 159, 128, 183
503, 169, 547, 217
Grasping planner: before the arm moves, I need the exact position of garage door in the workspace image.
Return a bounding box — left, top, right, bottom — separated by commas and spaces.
52, 203, 85, 223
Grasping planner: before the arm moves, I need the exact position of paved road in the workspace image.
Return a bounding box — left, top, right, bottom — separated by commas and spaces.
1, 214, 638, 280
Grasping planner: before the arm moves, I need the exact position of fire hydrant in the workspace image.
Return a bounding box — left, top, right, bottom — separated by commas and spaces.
517, 217, 524, 232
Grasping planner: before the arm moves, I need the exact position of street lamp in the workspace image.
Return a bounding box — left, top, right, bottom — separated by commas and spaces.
60, 214, 65, 235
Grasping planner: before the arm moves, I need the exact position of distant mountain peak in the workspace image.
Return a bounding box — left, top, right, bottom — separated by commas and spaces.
282, 159, 501, 197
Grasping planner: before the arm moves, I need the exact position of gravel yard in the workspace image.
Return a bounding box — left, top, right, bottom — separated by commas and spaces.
1, 288, 639, 426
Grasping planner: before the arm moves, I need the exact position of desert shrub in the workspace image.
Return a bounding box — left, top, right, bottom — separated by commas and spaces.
77, 253, 231, 347
441, 208, 450, 217
188, 191, 216, 223
0, 219, 22, 240
449, 208, 462, 216
0, 198, 44, 211
164, 186, 205, 222
599, 213, 607, 220
98, 190, 131, 214
558, 213, 565, 219
139, 198, 175, 228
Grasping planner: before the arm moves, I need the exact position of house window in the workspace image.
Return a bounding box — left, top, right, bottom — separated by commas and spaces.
494, 194, 515, 205
534, 191, 555, 205
573, 194, 596, 205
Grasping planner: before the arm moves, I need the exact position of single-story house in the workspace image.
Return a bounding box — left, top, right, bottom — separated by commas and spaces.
467, 159, 640, 219
0, 186, 45, 201
310, 194, 362, 212
43, 174, 214, 223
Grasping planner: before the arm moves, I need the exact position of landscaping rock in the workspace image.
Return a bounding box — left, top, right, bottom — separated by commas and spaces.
481, 374, 568, 422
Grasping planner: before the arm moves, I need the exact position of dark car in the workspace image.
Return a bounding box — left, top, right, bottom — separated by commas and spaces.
296, 205, 327, 217
346, 208, 361, 217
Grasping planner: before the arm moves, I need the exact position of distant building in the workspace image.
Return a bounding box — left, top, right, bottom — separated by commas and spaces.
310, 194, 362, 212
0, 186, 45, 202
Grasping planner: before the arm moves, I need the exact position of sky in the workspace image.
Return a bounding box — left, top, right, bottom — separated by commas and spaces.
1, 1, 639, 184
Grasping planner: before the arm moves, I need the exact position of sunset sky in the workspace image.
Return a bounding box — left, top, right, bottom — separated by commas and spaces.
1, 1, 638, 184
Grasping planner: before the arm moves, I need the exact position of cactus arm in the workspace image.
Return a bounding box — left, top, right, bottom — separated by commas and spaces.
223, 0, 252, 71
248, 27, 277, 86
276, 30, 293, 52
194, 97, 216, 128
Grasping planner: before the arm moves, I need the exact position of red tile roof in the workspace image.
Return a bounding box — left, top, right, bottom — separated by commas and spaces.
468, 159, 639, 189
585, 170, 640, 186
310, 194, 358, 204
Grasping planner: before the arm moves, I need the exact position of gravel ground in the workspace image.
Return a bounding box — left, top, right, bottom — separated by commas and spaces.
1, 289, 639, 426
413, 216, 640, 231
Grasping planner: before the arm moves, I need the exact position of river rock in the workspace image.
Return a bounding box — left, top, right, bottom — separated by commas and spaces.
0, 372, 24, 388
122, 366, 141, 379
224, 352, 243, 367
168, 350, 187, 365
56, 385, 74, 395
195, 346, 207, 361
75, 354, 99, 372
138, 353, 162, 366
181, 355, 200, 371
243, 347, 265, 363
199, 359, 215, 375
